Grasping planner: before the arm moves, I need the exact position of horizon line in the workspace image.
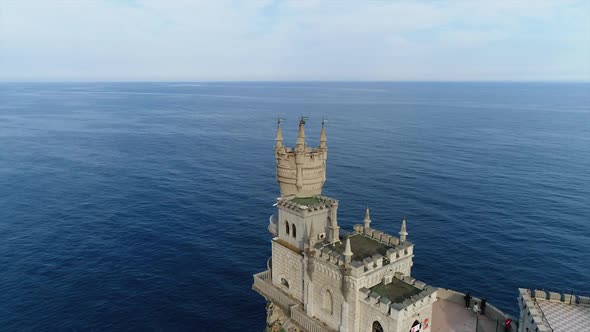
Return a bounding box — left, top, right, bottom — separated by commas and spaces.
1, 79, 589, 84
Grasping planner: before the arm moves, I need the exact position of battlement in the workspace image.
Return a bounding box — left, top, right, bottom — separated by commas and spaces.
277, 195, 337, 214
275, 118, 327, 197
519, 288, 590, 306
359, 274, 438, 319
312, 227, 414, 278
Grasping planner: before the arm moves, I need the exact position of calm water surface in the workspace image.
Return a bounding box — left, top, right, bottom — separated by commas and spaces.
0, 82, 589, 331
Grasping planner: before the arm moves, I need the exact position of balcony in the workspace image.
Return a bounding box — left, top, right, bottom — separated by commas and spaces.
268, 214, 278, 236
252, 270, 297, 311
252, 270, 333, 332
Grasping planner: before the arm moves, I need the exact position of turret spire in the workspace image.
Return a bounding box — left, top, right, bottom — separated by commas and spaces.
275, 117, 283, 149
343, 236, 353, 264
319, 117, 327, 148
296, 116, 307, 148
363, 205, 371, 230
399, 215, 408, 244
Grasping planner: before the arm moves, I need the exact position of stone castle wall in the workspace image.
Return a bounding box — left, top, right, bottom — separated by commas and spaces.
272, 240, 305, 303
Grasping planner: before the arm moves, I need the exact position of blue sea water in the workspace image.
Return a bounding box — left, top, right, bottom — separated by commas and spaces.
0, 82, 589, 331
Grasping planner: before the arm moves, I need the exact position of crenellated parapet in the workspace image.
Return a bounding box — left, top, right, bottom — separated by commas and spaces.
311, 225, 414, 279
277, 195, 337, 215
354, 224, 401, 247
359, 274, 438, 320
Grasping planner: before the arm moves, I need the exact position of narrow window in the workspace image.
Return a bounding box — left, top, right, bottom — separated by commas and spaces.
323, 289, 333, 314
285, 221, 290, 235
281, 278, 289, 289
292, 224, 297, 238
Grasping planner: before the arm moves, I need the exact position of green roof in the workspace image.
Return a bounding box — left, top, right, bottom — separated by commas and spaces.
370, 278, 422, 304
290, 196, 324, 206
331, 233, 391, 261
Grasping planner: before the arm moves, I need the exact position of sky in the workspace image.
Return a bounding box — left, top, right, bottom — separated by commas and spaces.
1, 0, 589, 81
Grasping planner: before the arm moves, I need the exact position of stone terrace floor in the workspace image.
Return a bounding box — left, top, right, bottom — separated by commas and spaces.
431, 299, 503, 332
537, 300, 590, 332
330, 233, 391, 261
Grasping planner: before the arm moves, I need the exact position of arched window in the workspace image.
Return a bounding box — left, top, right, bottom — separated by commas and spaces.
285, 221, 290, 235
323, 289, 333, 315
372, 321, 383, 332
281, 278, 289, 289
292, 224, 297, 238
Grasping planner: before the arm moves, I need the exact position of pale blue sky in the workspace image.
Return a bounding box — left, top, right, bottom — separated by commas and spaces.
1, 0, 589, 81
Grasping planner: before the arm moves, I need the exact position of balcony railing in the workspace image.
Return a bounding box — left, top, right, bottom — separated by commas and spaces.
291, 305, 333, 332
268, 214, 278, 236
253, 270, 334, 332
252, 270, 297, 311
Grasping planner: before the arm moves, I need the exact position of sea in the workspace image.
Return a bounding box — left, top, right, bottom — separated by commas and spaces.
0, 82, 589, 331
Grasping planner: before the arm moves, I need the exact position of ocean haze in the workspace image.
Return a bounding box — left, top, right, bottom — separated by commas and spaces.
0, 82, 589, 331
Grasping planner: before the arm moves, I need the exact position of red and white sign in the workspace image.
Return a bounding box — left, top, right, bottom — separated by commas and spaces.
410, 323, 421, 332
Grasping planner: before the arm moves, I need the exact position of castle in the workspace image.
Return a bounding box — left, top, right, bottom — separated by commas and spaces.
253, 118, 436, 332
252, 118, 586, 332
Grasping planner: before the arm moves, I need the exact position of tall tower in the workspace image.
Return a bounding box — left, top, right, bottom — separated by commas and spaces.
275, 117, 327, 197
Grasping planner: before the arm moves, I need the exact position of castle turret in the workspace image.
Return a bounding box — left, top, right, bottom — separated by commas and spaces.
363, 206, 371, 230
275, 117, 327, 197
400, 215, 408, 244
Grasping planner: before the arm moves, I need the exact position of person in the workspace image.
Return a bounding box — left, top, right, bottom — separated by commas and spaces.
481, 297, 487, 314
504, 318, 512, 332
473, 302, 480, 314
464, 292, 472, 308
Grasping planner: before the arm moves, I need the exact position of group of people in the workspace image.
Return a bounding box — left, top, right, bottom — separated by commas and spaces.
463, 292, 513, 331
464, 292, 487, 314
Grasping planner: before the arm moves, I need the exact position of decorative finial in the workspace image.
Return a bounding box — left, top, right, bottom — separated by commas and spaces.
343, 236, 353, 263
399, 215, 408, 244
363, 205, 371, 230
